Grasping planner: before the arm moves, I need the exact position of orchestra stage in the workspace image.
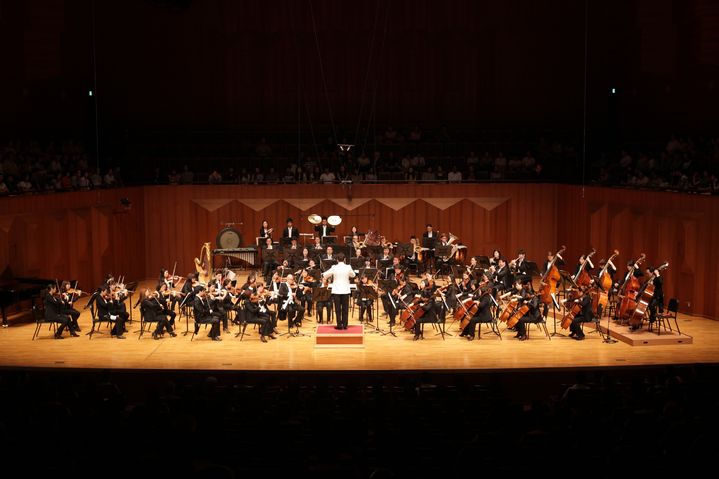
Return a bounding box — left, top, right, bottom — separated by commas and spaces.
0, 277, 716, 373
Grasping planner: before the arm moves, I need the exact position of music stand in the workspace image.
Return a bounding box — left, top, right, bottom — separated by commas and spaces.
256, 237, 265, 247
332, 244, 350, 258
321, 258, 337, 271
378, 279, 398, 337
350, 258, 364, 271
299, 233, 313, 245
280, 237, 293, 248
322, 235, 337, 245
359, 284, 382, 334
377, 259, 392, 276
421, 236, 436, 250
434, 245, 453, 278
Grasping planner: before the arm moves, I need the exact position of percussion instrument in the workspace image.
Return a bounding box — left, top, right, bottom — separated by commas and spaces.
328, 215, 342, 226
308, 214, 322, 224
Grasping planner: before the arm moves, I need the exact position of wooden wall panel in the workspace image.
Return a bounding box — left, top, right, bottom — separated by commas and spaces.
1, 184, 717, 318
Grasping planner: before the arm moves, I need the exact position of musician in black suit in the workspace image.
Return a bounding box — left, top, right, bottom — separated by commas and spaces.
512, 249, 529, 276
243, 283, 277, 342
568, 286, 593, 340
95, 286, 127, 339
44, 284, 77, 339
412, 276, 444, 340
282, 218, 300, 241
60, 281, 82, 332
314, 217, 335, 239
421, 224, 437, 273
645, 266, 665, 325
321, 246, 336, 271
141, 289, 176, 339
515, 282, 541, 341
192, 287, 222, 341
460, 287, 494, 340
492, 258, 512, 291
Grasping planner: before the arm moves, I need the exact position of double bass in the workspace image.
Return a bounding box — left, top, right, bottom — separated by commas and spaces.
628, 261, 669, 328
573, 248, 596, 287
617, 253, 646, 320
592, 250, 619, 316
539, 246, 566, 306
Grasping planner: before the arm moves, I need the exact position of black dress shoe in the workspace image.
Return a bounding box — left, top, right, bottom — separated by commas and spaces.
169, 331, 177, 337
212, 336, 222, 341
116, 334, 126, 339
54, 333, 64, 339
466, 335, 474, 341
334, 326, 342, 330
75, 327, 82, 332
70, 332, 80, 337
575, 335, 585, 341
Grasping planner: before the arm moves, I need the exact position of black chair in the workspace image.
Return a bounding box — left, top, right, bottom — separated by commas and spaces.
654, 298, 680, 335
87, 303, 112, 339
31, 304, 56, 340
137, 307, 154, 339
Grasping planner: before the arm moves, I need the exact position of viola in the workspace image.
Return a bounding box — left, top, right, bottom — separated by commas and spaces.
539, 245, 566, 305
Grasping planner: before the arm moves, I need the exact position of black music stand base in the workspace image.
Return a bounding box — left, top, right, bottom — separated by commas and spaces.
548, 300, 566, 338
279, 316, 309, 338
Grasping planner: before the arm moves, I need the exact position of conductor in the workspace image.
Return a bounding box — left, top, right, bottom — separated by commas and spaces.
322, 252, 355, 330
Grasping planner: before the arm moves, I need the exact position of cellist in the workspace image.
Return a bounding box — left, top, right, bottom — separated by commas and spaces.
514, 280, 541, 341
459, 284, 494, 341
568, 285, 592, 340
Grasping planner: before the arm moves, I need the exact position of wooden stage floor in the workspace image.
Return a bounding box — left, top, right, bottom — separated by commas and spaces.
1, 278, 717, 372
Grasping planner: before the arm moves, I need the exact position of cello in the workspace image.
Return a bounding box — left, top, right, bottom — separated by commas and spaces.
573, 248, 596, 287
617, 253, 645, 320
539, 245, 566, 306
560, 288, 585, 329
592, 250, 619, 316
628, 261, 669, 328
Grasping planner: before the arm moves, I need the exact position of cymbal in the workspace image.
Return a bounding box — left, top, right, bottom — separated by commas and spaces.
308, 213, 322, 224
328, 215, 342, 226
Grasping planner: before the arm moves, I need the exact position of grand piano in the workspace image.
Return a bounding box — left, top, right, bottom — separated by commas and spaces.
0, 276, 67, 326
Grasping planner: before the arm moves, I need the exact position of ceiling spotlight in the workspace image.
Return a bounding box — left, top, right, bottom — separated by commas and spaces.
338, 144, 354, 152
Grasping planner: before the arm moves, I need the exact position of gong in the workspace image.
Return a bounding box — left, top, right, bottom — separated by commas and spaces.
216, 227, 243, 249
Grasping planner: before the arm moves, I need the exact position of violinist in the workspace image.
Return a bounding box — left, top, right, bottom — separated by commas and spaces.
456, 272, 476, 297
160, 268, 182, 311
568, 285, 592, 340
155, 282, 178, 328
141, 288, 176, 339
315, 277, 333, 324
44, 284, 78, 338
60, 280, 82, 332
514, 280, 541, 341
282, 274, 306, 327
110, 282, 130, 332
459, 284, 494, 341
356, 274, 376, 324
96, 285, 127, 339
192, 286, 222, 341
298, 269, 318, 317
412, 275, 444, 340
208, 281, 230, 333
244, 283, 277, 342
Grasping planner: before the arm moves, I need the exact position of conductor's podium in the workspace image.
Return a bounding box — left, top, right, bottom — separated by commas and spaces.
315, 324, 365, 348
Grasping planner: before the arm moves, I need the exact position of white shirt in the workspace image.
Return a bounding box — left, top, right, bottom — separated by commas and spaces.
322, 262, 355, 294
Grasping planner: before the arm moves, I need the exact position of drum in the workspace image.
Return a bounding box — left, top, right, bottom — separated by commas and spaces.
216, 228, 243, 249
453, 245, 468, 263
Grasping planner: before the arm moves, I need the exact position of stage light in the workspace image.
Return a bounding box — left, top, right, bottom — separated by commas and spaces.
88, 90, 93, 97
610, 88, 616, 95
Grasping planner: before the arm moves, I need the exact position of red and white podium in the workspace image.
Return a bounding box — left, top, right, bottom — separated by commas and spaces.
314, 324, 365, 348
